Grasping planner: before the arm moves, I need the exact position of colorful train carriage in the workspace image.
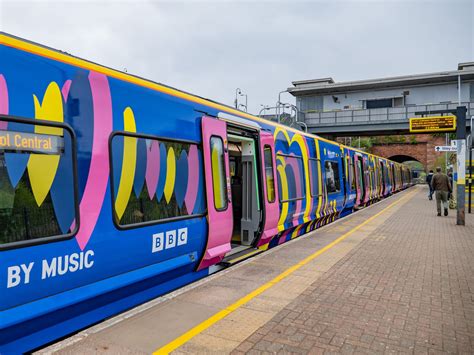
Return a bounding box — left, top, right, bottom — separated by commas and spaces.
0, 33, 411, 353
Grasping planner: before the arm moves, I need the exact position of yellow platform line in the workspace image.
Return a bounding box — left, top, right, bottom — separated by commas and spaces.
154, 190, 417, 354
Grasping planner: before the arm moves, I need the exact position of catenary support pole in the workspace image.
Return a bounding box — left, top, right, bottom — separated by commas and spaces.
469, 142, 472, 214
456, 106, 467, 225
469, 115, 473, 214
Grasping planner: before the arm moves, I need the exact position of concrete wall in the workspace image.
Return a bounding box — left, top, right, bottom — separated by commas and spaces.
298, 83, 472, 112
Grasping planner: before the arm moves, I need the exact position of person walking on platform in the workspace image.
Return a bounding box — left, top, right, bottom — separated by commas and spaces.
426, 170, 434, 200
431, 167, 452, 216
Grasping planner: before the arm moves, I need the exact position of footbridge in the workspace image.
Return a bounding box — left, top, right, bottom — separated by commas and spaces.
300, 102, 473, 137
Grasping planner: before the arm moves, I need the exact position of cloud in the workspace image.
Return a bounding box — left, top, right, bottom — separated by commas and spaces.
1, 0, 472, 114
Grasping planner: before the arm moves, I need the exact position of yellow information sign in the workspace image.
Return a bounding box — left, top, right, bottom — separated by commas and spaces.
409, 115, 456, 133
0, 130, 63, 154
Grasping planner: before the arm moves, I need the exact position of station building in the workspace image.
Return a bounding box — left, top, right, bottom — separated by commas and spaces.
289, 62, 474, 124
288, 62, 474, 172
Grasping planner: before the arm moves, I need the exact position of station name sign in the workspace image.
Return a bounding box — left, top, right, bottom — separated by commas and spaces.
0, 130, 63, 154
409, 115, 456, 133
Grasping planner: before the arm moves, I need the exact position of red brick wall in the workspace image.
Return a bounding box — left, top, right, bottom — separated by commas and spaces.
369, 134, 446, 170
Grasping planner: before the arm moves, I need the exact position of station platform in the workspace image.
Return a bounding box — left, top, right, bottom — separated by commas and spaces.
41, 186, 474, 354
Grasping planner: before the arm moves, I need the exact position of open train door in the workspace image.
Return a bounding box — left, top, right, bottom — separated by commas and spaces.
257, 131, 280, 247
197, 116, 233, 270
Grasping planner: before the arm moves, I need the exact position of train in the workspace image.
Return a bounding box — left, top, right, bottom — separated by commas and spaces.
0, 32, 412, 353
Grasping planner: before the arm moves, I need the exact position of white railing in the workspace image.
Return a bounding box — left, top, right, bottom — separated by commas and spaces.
302, 102, 474, 126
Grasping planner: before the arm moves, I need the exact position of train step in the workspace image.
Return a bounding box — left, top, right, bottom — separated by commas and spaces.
220, 247, 263, 266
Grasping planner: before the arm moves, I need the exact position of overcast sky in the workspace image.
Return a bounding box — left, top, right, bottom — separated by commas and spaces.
1, 0, 473, 114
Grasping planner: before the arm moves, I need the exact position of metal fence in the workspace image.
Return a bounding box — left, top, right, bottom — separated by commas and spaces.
302, 102, 474, 126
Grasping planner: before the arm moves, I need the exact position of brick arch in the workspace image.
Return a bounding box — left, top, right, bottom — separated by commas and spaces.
371, 143, 427, 169
388, 154, 423, 164
369, 134, 446, 171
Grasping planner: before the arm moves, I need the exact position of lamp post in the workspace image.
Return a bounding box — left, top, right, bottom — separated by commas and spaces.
234, 88, 242, 109
234, 88, 248, 112
276, 90, 288, 124
239, 93, 248, 112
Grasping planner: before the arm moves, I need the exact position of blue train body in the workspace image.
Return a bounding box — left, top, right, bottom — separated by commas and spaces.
0, 33, 411, 353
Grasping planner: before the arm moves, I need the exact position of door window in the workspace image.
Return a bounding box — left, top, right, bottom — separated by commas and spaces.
357, 159, 364, 189
210, 136, 228, 210
263, 145, 275, 203
350, 160, 356, 190
325, 160, 340, 193
309, 158, 321, 197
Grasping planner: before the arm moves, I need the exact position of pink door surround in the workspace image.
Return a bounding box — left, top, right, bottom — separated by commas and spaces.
257, 132, 280, 247
197, 116, 233, 270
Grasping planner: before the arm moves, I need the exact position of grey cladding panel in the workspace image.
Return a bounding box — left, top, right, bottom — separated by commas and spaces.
298, 96, 323, 112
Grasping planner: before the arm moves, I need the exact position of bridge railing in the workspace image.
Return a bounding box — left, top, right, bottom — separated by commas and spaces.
303, 102, 474, 126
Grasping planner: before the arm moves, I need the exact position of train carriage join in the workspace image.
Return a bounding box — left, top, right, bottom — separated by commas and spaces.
0, 33, 412, 353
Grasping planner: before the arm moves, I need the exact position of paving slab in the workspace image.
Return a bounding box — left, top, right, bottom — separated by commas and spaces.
232, 186, 474, 354
39, 187, 417, 354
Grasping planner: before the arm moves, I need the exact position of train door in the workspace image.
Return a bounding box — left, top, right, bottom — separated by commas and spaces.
349, 153, 357, 202
199, 115, 276, 269
368, 157, 374, 201
354, 154, 365, 208
384, 161, 391, 194
256, 132, 279, 248
379, 160, 386, 196
390, 163, 396, 192
198, 116, 233, 270
399, 166, 404, 188
341, 149, 356, 216
227, 133, 259, 247
224, 119, 277, 262
363, 157, 371, 204
375, 158, 382, 199
390, 163, 398, 192
343, 153, 350, 204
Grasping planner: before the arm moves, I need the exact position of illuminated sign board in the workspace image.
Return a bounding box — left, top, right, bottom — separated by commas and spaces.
0, 130, 63, 154
409, 115, 456, 133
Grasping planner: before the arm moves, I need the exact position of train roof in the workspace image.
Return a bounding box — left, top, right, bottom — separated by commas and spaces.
0, 32, 403, 165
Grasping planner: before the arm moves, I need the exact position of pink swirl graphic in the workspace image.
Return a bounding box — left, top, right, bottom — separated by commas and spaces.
0, 74, 8, 128
145, 140, 160, 199
185, 145, 199, 214
75, 72, 113, 250
61, 80, 72, 101
286, 154, 302, 225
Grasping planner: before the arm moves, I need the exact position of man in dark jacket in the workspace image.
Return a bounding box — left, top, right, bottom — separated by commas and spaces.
431, 167, 452, 216
426, 170, 434, 200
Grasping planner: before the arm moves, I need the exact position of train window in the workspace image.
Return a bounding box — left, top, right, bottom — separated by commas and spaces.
276, 153, 305, 202
0, 118, 78, 248
325, 160, 340, 194
263, 145, 275, 203
309, 158, 321, 197
210, 136, 228, 211
110, 133, 206, 228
